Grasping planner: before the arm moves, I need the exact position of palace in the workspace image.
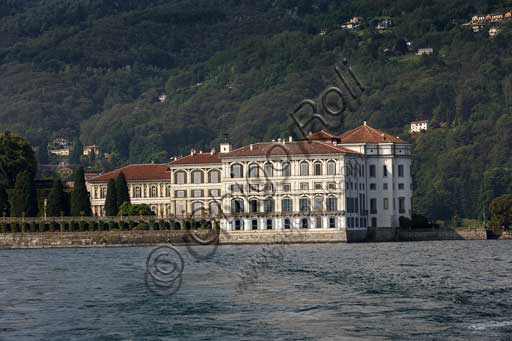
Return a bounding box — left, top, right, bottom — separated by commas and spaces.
86, 123, 412, 233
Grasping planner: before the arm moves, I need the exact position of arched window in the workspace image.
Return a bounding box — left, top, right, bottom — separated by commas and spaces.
281, 198, 293, 212
192, 202, 204, 217
299, 197, 310, 213
192, 170, 204, 184
134, 186, 141, 198
314, 162, 322, 176
282, 162, 291, 177
231, 198, 244, 213
301, 218, 309, 229
209, 201, 220, 217
284, 218, 291, 229
300, 161, 309, 176
263, 198, 274, 213
208, 170, 220, 183
326, 197, 337, 211
248, 163, 259, 178
165, 185, 171, 197
175, 171, 187, 184
327, 161, 336, 175
249, 199, 259, 213
230, 164, 243, 178
150, 205, 157, 215
264, 162, 274, 177
314, 196, 323, 211
150, 185, 158, 198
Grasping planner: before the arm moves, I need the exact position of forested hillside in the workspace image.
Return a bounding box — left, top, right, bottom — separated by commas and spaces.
1, 0, 512, 222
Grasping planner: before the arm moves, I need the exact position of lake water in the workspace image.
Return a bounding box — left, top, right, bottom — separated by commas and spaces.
1, 241, 512, 340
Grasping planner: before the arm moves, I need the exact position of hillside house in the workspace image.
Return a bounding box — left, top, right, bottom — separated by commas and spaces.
416, 48, 433, 56
410, 120, 429, 133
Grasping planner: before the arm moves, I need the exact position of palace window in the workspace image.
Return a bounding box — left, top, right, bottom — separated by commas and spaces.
192, 202, 204, 216
262, 183, 273, 193
327, 182, 336, 190
370, 198, 377, 214
384, 198, 389, 210
300, 161, 309, 176
398, 165, 404, 177
314, 162, 322, 176
282, 183, 291, 192
233, 219, 243, 231
398, 183, 404, 190
248, 184, 259, 193
383, 183, 388, 190
230, 184, 243, 193
316, 217, 322, 229
208, 170, 220, 183
329, 217, 336, 228
230, 164, 243, 178
383, 165, 388, 177
249, 199, 259, 213
266, 219, 273, 230
175, 171, 187, 184
326, 197, 337, 211
369, 165, 376, 177
209, 202, 220, 217
192, 190, 203, 198
264, 162, 273, 177
300, 182, 309, 191
314, 182, 323, 190
134, 186, 141, 198
327, 161, 336, 175
251, 219, 258, 230
299, 198, 310, 213
282, 162, 291, 177
208, 189, 220, 197
166, 185, 171, 197
263, 198, 274, 213
175, 190, 186, 198
314, 196, 323, 211
231, 199, 244, 213
399, 197, 406, 213
370, 183, 376, 190
100, 186, 106, 199
248, 163, 259, 178
192, 170, 204, 184
284, 218, 291, 229
282, 198, 293, 212
150, 185, 158, 198
301, 218, 309, 229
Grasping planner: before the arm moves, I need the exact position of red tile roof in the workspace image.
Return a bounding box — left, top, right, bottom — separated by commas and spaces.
169, 152, 221, 165
306, 130, 338, 140
338, 124, 405, 144
88, 164, 170, 182
222, 140, 362, 158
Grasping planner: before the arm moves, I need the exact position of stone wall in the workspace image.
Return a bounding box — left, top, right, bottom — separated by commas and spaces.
366, 227, 486, 242
0, 230, 199, 249
220, 229, 347, 244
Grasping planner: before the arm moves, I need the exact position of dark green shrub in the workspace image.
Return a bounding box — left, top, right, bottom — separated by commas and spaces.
30, 222, 37, 233
38, 222, 46, 232
0, 222, 5, 233
108, 220, 118, 231
129, 220, 137, 230
162, 221, 170, 230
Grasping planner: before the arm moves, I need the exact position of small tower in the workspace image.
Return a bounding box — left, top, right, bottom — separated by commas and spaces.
220, 133, 232, 153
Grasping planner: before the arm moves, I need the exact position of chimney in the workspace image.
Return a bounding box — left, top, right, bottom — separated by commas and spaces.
363, 121, 367, 125
288, 136, 293, 142
277, 138, 282, 143
250, 144, 253, 151
381, 133, 385, 141
190, 148, 196, 155
210, 148, 215, 155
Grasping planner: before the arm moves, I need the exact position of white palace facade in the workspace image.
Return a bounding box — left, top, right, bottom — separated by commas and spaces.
86, 123, 412, 233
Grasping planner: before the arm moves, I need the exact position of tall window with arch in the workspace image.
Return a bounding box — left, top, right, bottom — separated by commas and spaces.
314, 162, 322, 176
327, 161, 336, 175
230, 164, 243, 178
326, 196, 337, 211
208, 170, 220, 183
134, 186, 141, 198
299, 197, 310, 213
281, 161, 291, 177
175, 171, 187, 184
248, 163, 259, 178
300, 161, 309, 176
263, 198, 274, 213
314, 196, 323, 211
264, 162, 273, 177
150, 185, 157, 198
281, 198, 293, 212
231, 198, 244, 213
192, 170, 204, 184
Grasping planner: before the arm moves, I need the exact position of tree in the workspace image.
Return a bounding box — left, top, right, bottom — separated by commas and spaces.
105, 179, 118, 216
394, 38, 408, 55
489, 194, 512, 229
47, 178, 68, 217
12, 171, 38, 217
69, 138, 83, 164
0, 132, 37, 187
116, 172, 130, 207
0, 184, 9, 216
118, 202, 155, 216
70, 167, 92, 216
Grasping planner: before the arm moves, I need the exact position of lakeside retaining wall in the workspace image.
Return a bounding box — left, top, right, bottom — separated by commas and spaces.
220, 229, 347, 244
366, 227, 486, 242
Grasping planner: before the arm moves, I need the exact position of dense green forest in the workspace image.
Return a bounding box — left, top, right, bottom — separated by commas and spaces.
1, 0, 512, 222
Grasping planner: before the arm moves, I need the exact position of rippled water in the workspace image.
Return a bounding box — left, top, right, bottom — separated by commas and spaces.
1, 241, 512, 340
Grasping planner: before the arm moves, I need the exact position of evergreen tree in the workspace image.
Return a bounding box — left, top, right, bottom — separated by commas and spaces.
46, 178, 68, 217
70, 166, 92, 216
116, 172, 130, 207
12, 171, 38, 217
105, 179, 118, 216
0, 184, 9, 216
69, 138, 83, 165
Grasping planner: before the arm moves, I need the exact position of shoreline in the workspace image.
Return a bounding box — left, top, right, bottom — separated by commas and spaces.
0, 227, 500, 249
